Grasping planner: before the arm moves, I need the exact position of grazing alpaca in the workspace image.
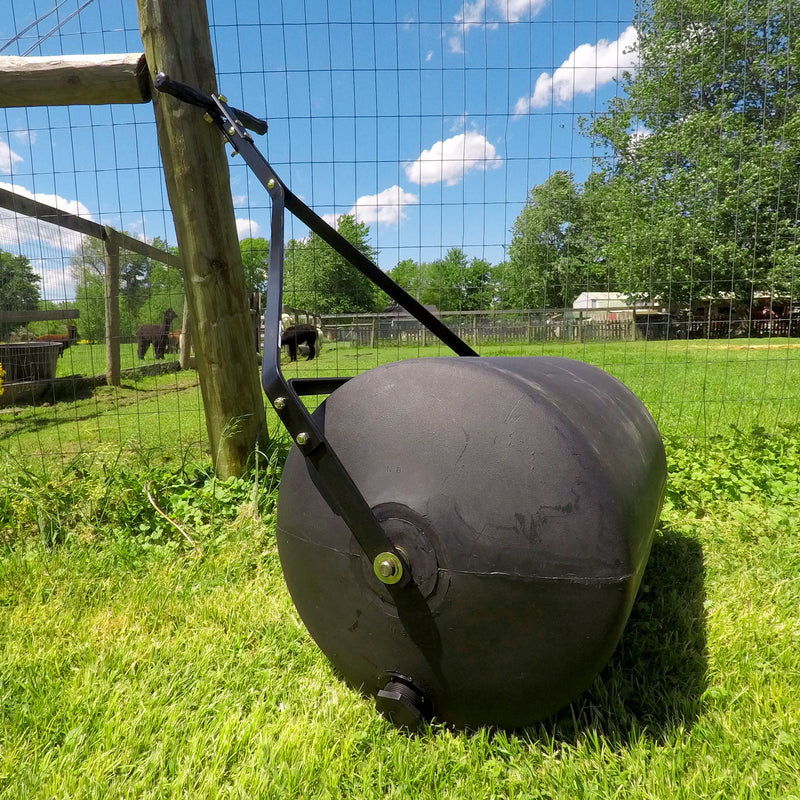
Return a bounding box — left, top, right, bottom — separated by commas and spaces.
137, 308, 177, 360
166, 329, 181, 354
281, 323, 319, 361
37, 324, 78, 357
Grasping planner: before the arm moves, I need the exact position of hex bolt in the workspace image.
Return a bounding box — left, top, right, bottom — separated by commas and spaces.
228, 125, 236, 136
296, 432, 311, 446
218, 94, 228, 103
203, 113, 214, 124
267, 178, 276, 190
273, 397, 287, 410
373, 551, 404, 584
377, 560, 394, 578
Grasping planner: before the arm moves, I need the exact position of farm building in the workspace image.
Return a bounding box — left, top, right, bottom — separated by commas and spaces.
572, 292, 632, 311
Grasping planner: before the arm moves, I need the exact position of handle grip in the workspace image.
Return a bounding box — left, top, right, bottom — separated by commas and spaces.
230, 108, 269, 137
154, 72, 268, 136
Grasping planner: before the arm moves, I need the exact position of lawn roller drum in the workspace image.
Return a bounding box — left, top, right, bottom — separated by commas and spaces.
155, 75, 667, 730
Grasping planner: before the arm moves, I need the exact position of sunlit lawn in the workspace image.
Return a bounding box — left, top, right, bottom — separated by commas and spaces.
1, 336, 799, 798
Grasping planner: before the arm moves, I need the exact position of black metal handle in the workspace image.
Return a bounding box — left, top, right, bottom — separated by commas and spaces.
154, 72, 268, 136
150, 74, 477, 584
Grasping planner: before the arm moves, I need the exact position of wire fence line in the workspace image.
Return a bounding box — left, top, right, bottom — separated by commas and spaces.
1, 0, 799, 467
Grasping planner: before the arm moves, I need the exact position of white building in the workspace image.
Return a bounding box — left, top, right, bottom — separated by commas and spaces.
572, 292, 631, 311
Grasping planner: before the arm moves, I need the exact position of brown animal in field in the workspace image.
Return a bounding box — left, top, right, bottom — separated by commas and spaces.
166, 329, 181, 354
37, 324, 78, 356
136, 308, 177, 359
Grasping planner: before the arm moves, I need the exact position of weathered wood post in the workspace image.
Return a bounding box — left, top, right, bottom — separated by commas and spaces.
179, 296, 193, 370
103, 226, 121, 386
137, 0, 267, 477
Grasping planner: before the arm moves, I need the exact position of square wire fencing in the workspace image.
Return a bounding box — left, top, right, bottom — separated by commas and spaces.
1, 0, 798, 468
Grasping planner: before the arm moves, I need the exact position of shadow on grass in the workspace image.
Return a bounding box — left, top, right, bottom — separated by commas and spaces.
0, 410, 103, 444
528, 526, 707, 746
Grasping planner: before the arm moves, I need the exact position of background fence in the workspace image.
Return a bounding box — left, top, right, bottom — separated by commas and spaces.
1, 0, 799, 467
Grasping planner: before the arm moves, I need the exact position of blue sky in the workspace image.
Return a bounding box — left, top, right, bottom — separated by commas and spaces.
0, 0, 636, 300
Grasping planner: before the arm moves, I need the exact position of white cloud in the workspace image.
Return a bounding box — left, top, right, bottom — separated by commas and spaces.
350, 186, 419, 226
12, 129, 38, 146
320, 212, 340, 229
623, 124, 652, 159
404, 131, 502, 187
232, 195, 247, 207
0, 182, 93, 251
236, 218, 260, 239
449, 0, 490, 53
450, 112, 470, 133
456, 0, 488, 27
321, 185, 419, 229
0, 140, 23, 173
449, 0, 548, 52
515, 25, 639, 113
496, 0, 549, 23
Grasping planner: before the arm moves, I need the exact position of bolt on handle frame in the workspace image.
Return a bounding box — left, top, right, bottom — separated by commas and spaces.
154, 74, 478, 586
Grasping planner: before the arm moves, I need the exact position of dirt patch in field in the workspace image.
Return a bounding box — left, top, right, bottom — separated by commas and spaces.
726, 343, 800, 350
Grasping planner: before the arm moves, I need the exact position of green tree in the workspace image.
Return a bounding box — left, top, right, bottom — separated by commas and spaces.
284, 215, 381, 314
503, 171, 592, 309
387, 258, 425, 302
388, 251, 495, 311
0, 250, 41, 338
140, 258, 184, 328
74, 272, 105, 341
422, 249, 494, 311
71, 236, 182, 337
582, 0, 800, 307
239, 237, 270, 295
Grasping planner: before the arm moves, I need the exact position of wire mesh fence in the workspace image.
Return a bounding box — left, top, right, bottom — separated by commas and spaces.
1, 0, 798, 468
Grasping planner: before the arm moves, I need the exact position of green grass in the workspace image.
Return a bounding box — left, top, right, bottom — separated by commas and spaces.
288, 336, 800, 437
5, 336, 796, 462
54, 341, 181, 379
0, 370, 207, 467
1, 338, 799, 798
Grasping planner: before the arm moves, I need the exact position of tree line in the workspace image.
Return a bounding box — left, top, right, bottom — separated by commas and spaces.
269, 0, 800, 316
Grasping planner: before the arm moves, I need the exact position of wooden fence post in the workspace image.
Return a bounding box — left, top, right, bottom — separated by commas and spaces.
103, 227, 121, 387
137, 0, 267, 478
179, 296, 193, 370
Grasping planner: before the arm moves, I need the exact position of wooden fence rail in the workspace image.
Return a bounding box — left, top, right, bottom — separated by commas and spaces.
0, 186, 183, 386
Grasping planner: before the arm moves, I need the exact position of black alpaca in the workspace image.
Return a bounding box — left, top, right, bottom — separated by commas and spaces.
281, 324, 318, 361
137, 308, 178, 360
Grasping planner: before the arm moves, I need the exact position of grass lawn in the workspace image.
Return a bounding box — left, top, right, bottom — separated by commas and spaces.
54, 341, 182, 379
288, 335, 800, 436
1, 338, 799, 798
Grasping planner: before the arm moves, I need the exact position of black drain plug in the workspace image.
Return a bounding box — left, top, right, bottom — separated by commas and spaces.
376, 676, 431, 729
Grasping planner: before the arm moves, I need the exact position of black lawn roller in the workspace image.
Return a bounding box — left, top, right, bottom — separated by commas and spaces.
156, 74, 667, 730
